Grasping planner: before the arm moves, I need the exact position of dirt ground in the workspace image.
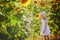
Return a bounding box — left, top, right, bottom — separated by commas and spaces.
37, 34, 60, 40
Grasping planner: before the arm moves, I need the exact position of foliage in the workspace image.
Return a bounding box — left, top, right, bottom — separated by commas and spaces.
0, 0, 60, 40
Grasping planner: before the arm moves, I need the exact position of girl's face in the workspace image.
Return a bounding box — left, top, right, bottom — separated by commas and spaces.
40, 14, 44, 18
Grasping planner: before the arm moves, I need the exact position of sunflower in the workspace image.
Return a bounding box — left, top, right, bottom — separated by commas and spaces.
39, 3, 46, 8
15, 7, 20, 11
50, 1, 55, 4
20, 0, 31, 7
51, 4, 57, 11
56, 0, 60, 2
34, 14, 40, 19
34, 1, 38, 4
14, 7, 20, 14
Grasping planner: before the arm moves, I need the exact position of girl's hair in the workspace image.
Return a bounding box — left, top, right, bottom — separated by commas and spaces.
43, 18, 46, 20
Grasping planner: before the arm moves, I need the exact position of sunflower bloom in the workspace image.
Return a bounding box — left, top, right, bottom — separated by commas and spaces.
34, 14, 40, 19
39, 3, 46, 8
34, 1, 38, 4
20, 0, 31, 7
50, 1, 55, 4
56, 0, 60, 2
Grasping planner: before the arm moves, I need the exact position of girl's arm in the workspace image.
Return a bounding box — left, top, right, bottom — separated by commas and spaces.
43, 20, 47, 33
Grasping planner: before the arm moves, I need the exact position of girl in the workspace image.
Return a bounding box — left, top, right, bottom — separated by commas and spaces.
40, 11, 50, 40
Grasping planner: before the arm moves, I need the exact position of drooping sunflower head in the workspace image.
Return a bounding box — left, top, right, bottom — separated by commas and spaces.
20, 0, 31, 7
51, 4, 57, 10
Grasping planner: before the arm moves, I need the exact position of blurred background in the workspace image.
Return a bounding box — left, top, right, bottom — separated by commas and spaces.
0, 0, 60, 40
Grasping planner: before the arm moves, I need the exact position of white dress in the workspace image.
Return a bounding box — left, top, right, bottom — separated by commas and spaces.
40, 19, 50, 35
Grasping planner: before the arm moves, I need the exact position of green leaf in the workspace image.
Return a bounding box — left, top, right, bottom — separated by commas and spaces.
1, 0, 10, 2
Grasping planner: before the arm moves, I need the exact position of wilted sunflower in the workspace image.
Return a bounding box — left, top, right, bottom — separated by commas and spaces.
20, 0, 31, 7
51, 4, 57, 11
34, 14, 40, 19
39, 3, 46, 8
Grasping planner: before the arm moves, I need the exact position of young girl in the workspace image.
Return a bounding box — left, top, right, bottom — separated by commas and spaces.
40, 11, 50, 40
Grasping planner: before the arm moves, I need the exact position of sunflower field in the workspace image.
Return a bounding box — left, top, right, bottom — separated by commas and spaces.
0, 0, 60, 40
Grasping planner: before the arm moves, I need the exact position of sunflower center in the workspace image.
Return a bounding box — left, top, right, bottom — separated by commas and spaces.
34, 1, 37, 4
36, 15, 39, 17
21, 0, 28, 4
40, 3, 45, 7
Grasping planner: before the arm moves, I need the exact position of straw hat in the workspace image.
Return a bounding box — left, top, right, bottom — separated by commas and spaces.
40, 11, 46, 17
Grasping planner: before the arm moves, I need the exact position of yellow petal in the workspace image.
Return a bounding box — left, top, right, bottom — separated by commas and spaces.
20, 0, 31, 7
